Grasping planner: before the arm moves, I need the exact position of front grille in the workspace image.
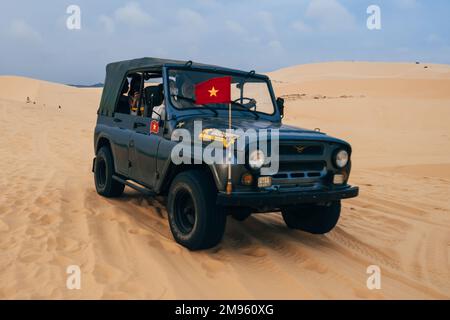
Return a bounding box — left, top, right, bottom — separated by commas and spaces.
278, 161, 326, 172
273, 172, 321, 179
272, 161, 326, 188
271, 142, 328, 189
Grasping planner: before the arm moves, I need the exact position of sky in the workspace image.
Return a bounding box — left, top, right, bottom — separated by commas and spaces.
0, 0, 449, 84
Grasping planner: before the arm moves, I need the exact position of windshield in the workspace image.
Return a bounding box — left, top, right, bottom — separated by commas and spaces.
167, 68, 276, 116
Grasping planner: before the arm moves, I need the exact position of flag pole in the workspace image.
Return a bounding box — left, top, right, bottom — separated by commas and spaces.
226, 101, 232, 195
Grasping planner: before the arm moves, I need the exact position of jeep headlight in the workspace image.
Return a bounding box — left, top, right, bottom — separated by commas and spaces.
335, 150, 349, 168
249, 150, 265, 170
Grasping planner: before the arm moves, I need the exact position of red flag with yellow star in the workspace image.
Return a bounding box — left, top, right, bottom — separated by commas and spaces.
150, 120, 159, 134
195, 76, 231, 105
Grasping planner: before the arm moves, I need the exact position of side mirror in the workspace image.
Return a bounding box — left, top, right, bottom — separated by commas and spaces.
276, 97, 285, 118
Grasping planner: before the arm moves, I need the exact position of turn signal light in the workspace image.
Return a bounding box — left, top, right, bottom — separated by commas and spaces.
241, 173, 254, 186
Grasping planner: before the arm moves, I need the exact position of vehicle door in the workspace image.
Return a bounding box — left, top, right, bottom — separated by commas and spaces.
110, 109, 134, 177
128, 81, 165, 189
129, 116, 164, 188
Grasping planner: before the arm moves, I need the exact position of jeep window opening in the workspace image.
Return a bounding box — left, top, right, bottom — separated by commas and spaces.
114, 71, 165, 117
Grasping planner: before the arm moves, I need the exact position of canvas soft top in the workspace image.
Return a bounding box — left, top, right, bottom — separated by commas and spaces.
98, 57, 263, 116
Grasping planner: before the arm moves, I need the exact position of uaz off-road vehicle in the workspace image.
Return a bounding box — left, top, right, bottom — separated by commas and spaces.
93, 58, 359, 250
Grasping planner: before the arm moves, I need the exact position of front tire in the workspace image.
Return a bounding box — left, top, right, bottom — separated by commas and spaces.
281, 201, 341, 234
167, 170, 226, 250
94, 146, 125, 197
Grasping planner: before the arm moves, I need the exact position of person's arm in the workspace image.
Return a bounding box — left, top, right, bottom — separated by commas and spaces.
129, 92, 140, 114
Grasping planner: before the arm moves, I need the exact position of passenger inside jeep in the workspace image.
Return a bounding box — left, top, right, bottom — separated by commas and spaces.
140, 73, 165, 119
115, 71, 165, 118
144, 83, 164, 119
170, 74, 195, 109
115, 80, 130, 114
129, 74, 142, 115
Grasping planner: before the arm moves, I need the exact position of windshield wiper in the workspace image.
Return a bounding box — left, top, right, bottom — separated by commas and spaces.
171, 94, 218, 116
230, 101, 260, 119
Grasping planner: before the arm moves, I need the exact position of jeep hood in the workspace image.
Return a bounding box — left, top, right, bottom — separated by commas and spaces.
178, 117, 350, 147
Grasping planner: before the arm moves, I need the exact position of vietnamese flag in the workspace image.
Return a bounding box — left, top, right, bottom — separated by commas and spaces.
150, 120, 159, 134
195, 76, 231, 105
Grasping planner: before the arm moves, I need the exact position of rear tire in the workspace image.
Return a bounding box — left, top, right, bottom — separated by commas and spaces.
94, 146, 125, 197
167, 170, 226, 250
281, 201, 341, 234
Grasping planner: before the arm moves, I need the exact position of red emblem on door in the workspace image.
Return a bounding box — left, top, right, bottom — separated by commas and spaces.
150, 120, 159, 134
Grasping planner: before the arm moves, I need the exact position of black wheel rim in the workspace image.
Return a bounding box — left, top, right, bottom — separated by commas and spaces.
174, 189, 196, 234
96, 158, 107, 188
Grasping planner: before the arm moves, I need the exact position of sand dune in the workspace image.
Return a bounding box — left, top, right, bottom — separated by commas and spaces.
0, 62, 449, 299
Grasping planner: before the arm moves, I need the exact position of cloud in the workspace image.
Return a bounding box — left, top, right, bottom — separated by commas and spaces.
305, 0, 355, 31
225, 20, 246, 35
114, 2, 153, 27
256, 11, 277, 36
99, 15, 115, 33
195, 0, 219, 8
97, 2, 152, 33
9, 19, 42, 43
291, 20, 312, 33
268, 40, 284, 53
176, 8, 206, 30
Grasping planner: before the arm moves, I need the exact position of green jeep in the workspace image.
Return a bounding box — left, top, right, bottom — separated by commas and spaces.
93, 58, 359, 250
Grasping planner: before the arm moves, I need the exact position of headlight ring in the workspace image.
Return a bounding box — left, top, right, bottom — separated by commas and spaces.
249, 149, 265, 170
335, 149, 349, 168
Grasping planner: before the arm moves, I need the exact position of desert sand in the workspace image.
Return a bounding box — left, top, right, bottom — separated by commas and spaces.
0, 62, 449, 299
